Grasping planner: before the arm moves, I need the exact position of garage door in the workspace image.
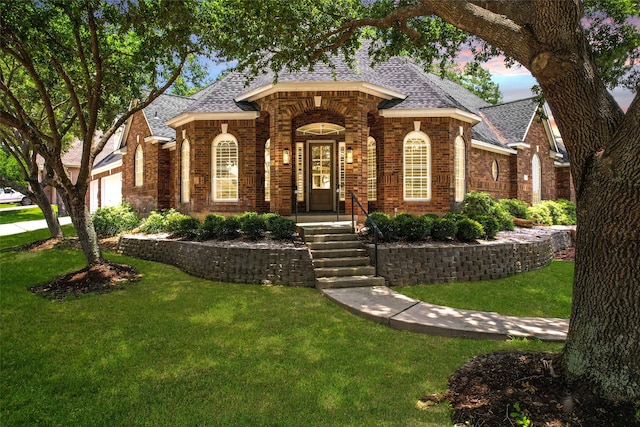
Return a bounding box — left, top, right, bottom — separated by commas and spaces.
101, 173, 122, 208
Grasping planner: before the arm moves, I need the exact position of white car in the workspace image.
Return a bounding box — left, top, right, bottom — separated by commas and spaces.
0, 188, 33, 205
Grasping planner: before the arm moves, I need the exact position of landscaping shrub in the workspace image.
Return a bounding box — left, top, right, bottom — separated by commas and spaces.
394, 213, 430, 242
474, 215, 500, 239
461, 191, 514, 231
138, 210, 168, 234
365, 212, 396, 241
199, 214, 225, 240
218, 216, 240, 240
455, 218, 484, 242
91, 203, 140, 237
461, 191, 495, 217
421, 213, 440, 221
528, 203, 553, 225
164, 210, 192, 232
260, 213, 280, 230
269, 216, 296, 240
443, 212, 467, 223
240, 212, 267, 240
498, 198, 530, 219
170, 216, 201, 239
431, 218, 458, 241
556, 199, 576, 224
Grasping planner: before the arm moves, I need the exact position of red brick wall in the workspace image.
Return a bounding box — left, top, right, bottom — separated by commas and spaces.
468, 148, 513, 199
518, 118, 557, 203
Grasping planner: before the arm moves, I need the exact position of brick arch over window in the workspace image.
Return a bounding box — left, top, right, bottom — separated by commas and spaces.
181, 139, 190, 203
134, 144, 144, 187
212, 133, 239, 202
403, 130, 431, 201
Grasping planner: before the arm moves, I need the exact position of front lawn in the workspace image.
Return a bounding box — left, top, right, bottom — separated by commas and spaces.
0, 205, 58, 225
0, 235, 562, 426
398, 261, 574, 318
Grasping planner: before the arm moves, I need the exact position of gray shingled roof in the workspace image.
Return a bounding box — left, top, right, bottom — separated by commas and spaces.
154, 47, 539, 153
479, 98, 539, 144
144, 93, 194, 138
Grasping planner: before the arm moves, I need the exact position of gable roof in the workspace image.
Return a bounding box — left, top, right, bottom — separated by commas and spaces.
143, 93, 195, 138
479, 97, 540, 145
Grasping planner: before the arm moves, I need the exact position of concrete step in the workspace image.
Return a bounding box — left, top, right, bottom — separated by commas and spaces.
299, 225, 352, 237
312, 257, 372, 268
307, 240, 363, 251
311, 248, 368, 259
316, 275, 386, 289
315, 266, 376, 278
305, 233, 359, 243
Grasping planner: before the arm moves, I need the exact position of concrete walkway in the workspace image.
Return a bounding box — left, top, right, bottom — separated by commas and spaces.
321, 286, 568, 342
0, 206, 73, 237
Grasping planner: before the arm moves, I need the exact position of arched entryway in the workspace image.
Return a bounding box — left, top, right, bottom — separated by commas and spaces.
295, 122, 346, 213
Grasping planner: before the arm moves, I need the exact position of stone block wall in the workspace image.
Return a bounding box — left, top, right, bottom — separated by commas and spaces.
365, 229, 573, 286
118, 236, 316, 287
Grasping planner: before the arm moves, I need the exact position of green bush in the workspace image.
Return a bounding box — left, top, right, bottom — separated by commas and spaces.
498, 198, 530, 219
199, 214, 225, 240
431, 218, 458, 241
393, 213, 430, 242
270, 216, 296, 240
443, 212, 467, 223
171, 216, 201, 239
528, 204, 553, 225
260, 213, 280, 230
455, 218, 484, 242
240, 213, 267, 240
164, 210, 192, 232
91, 203, 140, 237
460, 191, 495, 217
365, 212, 397, 241
556, 199, 576, 224
421, 213, 440, 221
138, 210, 168, 234
218, 216, 241, 240
493, 205, 515, 231
473, 215, 500, 239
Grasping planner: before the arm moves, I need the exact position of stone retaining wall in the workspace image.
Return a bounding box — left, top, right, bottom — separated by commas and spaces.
366, 228, 574, 286
119, 228, 573, 288
118, 236, 316, 287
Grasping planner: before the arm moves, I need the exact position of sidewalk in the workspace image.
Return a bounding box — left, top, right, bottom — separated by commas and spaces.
0, 216, 73, 237
321, 286, 568, 342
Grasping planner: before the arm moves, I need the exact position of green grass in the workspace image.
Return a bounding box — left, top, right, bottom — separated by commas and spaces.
0, 224, 76, 251
398, 261, 574, 318
0, 203, 20, 208
0, 231, 563, 426
0, 205, 58, 225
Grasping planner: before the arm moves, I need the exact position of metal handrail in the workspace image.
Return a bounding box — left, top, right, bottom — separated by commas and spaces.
348, 190, 383, 276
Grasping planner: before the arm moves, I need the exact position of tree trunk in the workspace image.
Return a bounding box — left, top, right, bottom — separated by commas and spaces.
33, 190, 63, 239
64, 190, 103, 265
558, 141, 640, 402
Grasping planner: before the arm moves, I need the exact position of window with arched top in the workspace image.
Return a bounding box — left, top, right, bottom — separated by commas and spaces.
134, 145, 144, 187
212, 134, 239, 201
532, 154, 541, 205
454, 136, 466, 202
264, 139, 271, 202
367, 136, 377, 201
181, 140, 190, 203
403, 131, 431, 201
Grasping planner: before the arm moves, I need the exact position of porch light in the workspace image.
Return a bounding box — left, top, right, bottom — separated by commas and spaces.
282, 148, 290, 165
346, 147, 354, 164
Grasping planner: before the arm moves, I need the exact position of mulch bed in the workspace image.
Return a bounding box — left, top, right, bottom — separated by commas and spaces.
29, 261, 141, 301
444, 351, 638, 426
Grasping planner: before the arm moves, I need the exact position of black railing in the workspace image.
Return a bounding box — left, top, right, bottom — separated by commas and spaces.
348, 190, 383, 276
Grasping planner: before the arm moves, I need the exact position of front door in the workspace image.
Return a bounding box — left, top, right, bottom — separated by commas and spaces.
309, 142, 334, 211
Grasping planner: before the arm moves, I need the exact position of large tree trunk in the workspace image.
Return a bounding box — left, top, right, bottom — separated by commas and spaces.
32, 188, 63, 239
63, 189, 103, 265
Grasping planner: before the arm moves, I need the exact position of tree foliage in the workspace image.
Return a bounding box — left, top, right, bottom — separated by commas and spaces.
0, 0, 210, 263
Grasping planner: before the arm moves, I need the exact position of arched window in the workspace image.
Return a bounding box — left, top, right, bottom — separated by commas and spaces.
532, 154, 541, 205
403, 131, 431, 201
454, 136, 466, 202
264, 139, 271, 202
212, 133, 239, 201
134, 145, 144, 187
367, 136, 377, 201
181, 140, 190, 203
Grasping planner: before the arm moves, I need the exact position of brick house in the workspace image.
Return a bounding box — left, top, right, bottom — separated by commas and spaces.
117, 49, 573, 218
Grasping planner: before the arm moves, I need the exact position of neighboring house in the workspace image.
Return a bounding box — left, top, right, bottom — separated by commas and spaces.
119, 47, 573, 219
